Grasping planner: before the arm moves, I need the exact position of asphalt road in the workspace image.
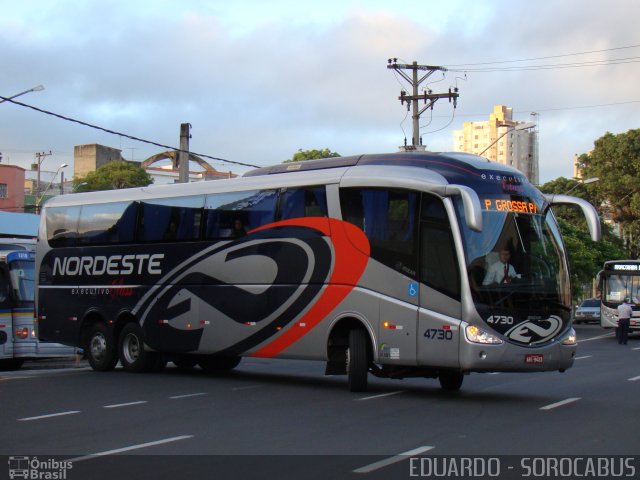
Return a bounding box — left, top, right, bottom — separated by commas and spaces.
1, 324, 638, 480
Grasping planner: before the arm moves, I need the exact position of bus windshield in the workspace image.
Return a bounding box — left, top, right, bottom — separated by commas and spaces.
603, 271, 640, 305
9, 260, 35, 306
456, 194, 571, 316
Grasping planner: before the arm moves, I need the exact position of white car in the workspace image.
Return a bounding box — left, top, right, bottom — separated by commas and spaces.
574, 298, 601, 324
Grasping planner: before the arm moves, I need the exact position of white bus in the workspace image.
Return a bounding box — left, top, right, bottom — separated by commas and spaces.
599, 260, 640, 332
36, 152, 601, 391
0, 249, 74, 370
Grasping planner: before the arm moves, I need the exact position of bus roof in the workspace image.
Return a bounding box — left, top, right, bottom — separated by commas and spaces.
41, 151, 531, 208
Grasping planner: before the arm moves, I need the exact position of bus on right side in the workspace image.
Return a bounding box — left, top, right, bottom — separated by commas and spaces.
599, 260, 640, 332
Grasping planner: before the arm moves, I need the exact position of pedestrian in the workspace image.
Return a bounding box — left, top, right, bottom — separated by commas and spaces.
616, 297, 632, 345
75, 347, 85, 367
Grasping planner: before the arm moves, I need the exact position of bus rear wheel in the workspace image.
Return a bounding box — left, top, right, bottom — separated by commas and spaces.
438, 371, 464, 391
86, 323, 118, 372
118, 322, 160, 373
347, 329, 369, 392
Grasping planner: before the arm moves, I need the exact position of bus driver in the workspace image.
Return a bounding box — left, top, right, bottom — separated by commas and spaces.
483, 248, 520, 285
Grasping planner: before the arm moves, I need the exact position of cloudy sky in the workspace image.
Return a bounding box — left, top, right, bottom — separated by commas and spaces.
1, 0, 639, 183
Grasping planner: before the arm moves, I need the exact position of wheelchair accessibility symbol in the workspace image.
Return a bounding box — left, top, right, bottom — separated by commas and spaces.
408, 282, 418, 297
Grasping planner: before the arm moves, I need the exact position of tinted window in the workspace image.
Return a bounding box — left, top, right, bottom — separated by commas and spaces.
279, 186, 328, 220
204, 190, 277, 240
420, 195, 460, 299
340, 188, 418, 278
139, 196, 204, 242
77, 202, 138, 245
46, 206, 81, 248
581, 299, 600, 307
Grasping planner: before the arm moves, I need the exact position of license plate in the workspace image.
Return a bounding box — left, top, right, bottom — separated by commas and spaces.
525, 354, 544, 364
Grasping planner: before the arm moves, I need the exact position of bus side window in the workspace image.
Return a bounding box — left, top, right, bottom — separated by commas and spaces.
140, 196, 204, 242
339, 187, 418, 278
420, 194, 460, 300
204, 190, 277, 239
279, 187, 328, 220
77, 202, 137, 245
46, 206, 81, 248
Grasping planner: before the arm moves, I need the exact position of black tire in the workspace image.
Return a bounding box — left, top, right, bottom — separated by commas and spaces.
347, 329, 369, 392
118, 322, 160, 373
86, 323, 118, 372
0, 358, 25, 371
198, 355, 241, 372
173, 355, 200, 370
438, 371, 464, 391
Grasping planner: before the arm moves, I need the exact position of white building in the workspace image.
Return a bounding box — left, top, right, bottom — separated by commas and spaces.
452, 105, 539, 184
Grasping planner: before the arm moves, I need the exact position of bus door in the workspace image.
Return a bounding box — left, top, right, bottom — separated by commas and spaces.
417, 195, 461, 368
7, 252, 37, 358
0, 262, 14, 361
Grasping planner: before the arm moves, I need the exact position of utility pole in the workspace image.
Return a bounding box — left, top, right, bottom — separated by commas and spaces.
387, 59, 459, 150
34, 150, 52, 198
177, 123, 191, 183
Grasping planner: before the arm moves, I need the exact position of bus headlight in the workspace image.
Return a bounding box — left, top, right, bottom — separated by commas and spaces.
465, 325, 503, 345
561, 328, 577, 345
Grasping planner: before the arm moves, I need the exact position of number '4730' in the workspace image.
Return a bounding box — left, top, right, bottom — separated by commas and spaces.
424, 329, 453, 340
486, 315, 514, 325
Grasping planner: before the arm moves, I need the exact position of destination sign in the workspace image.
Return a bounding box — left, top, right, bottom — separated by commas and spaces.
483, 198, 538, 214
613, 264, 640, 271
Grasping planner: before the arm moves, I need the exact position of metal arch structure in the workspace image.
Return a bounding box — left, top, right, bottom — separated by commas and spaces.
141, 151, 217, 172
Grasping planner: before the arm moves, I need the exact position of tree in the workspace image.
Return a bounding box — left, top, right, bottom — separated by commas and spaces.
539, 178, 626, 300
284, 148, 341, 163
577, 128, 640, 257
73, 161, 153, 192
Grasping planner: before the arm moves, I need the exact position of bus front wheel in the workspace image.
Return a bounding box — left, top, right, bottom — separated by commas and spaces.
86, 323, 118, 372
347, 329, 369, 392
118, 323, 160, 373
438, 371, 464, 391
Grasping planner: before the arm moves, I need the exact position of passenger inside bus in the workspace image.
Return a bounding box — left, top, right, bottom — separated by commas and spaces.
232, 218, 247, 238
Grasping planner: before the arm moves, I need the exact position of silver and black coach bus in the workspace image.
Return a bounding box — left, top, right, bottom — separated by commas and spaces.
36, 152, 601, 391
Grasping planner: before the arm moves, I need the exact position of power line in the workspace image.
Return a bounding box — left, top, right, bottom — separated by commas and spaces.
0, 96, 260, 169
447, 57, 640, 73
425, 100, 640, 119
444, 43, 640, 67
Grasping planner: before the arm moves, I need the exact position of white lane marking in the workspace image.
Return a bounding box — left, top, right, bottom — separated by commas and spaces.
169, 393, 207, 399
628, 375, 640, 382
578, 332, 614, 342
17, 411, 81, 422
103, 401, 147, 409
353, 446, 435, 473
632, 347, 640, 351
574, 355, 592, 360
539, 397, 581, 410
69, 435, 194, 462
357, 390, 406, 401
231, 385, 262, 391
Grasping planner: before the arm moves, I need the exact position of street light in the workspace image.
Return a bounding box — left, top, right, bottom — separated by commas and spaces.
36, 163, 68, 212
0, 84, 45, 103
564, 177, 599, 195
479, 121, 536, 157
